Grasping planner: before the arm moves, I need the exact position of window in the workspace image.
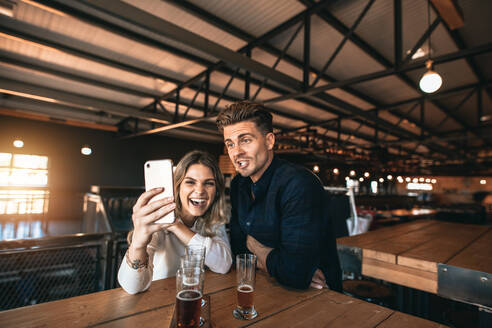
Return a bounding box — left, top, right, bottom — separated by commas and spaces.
0, 152, 49, 215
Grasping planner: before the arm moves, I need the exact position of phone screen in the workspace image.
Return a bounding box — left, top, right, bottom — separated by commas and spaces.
144, 159, 175, 224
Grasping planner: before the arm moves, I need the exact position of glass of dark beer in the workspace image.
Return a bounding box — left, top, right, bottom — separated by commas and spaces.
181, 253, 206, 307
176, 266, 204, 328
233, 254, 258, 320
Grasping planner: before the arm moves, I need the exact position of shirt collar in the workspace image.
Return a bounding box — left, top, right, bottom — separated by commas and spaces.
250, 155, 278, 200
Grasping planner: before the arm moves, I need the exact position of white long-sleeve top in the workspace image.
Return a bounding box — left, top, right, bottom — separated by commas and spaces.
118, 222, 232, 294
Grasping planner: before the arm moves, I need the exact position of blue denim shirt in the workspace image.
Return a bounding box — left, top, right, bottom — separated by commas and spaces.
230, 156, 341, 290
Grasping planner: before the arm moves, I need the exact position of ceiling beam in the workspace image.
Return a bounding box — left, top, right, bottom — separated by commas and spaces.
430, 0, 464, 30
0, 16, 185, 85
27, 0, 431, 150
165, 0, 383, 110
299, 0, 490, 148
3, 0, 460, 155
163, 0, 456, 157
0, 50, 161, 99
0, 77, 173, 123
0, 107, 117, 132
27, 0, 357, 121
44, 0, 305, 91
263, 42, 492, 102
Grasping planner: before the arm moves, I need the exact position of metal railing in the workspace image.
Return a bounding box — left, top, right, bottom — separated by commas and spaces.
0, 232, 127, 311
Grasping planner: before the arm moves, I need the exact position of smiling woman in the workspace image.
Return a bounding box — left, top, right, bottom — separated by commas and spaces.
117, 150, 232, 295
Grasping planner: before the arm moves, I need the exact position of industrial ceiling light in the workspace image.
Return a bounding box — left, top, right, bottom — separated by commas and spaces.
364, 172, 370, 178
419, 1, 442, 93
13, 139, 24, 148
349, 170, 356, 176
419, 60, 442, 93
387, 174, 393, 180
81, 145, 92, 156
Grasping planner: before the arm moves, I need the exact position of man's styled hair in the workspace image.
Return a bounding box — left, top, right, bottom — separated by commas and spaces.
216, 101, 273, 135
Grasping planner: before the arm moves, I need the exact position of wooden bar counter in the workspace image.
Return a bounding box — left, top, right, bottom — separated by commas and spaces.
0, 270, 446, 327
337, 220, 492, 309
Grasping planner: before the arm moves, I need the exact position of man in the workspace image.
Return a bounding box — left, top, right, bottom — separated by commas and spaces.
216, 101, 341, 290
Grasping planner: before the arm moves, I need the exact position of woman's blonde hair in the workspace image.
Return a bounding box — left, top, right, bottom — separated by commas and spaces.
173, 150, 228, 237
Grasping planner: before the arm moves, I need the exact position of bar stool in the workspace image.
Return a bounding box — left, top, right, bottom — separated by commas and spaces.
343, 279, 393, 307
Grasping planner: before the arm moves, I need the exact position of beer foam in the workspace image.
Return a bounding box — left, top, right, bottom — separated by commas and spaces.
183, 277, 199, 286
237, 284, 254, 293
177, 290, 202, 301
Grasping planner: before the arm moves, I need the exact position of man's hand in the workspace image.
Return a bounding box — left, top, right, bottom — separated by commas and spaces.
310, 268, 328, 289
246, 235, 272, 271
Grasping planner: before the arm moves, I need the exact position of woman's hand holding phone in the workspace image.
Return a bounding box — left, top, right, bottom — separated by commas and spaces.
130, 187, 176, 250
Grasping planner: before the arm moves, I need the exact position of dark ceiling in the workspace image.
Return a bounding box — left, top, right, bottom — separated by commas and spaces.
0, 0, 491, 176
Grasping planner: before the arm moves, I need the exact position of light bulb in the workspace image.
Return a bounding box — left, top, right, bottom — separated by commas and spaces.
419, 60, 442, 93
333, 168, 339, 175
313, 165, 319, 173
81, 146, 92, 156
13, 139, 24, 148
350, 170, 356, 176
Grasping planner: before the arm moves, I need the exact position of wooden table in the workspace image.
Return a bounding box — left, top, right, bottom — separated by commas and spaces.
0, 270, 447, 327
337, 220, 492, 310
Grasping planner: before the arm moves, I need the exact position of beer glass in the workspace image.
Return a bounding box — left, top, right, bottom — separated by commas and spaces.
184, 245, 206, 306
176, 267, 203, 328
185, 245, 206, 269
233, 254, 257, 320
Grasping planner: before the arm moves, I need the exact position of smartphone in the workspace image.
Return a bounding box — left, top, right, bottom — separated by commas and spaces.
144, 159, 176, 224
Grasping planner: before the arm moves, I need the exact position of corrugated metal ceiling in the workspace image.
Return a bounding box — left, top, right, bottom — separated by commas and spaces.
0, 0, 490, 174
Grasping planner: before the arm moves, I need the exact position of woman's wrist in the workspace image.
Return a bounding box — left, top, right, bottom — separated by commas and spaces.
129, 243, 148, 262
168, 222, 196, 245
126, 248, 148, 271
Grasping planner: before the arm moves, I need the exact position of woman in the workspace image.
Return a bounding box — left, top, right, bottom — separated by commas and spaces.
118, 150, 232, 294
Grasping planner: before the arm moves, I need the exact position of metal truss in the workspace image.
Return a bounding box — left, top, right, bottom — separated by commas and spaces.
10, 0, 491, 173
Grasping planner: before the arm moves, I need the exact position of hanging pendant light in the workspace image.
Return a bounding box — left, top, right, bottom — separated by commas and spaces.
420, 59, 442, 93
419, 1, 443, 93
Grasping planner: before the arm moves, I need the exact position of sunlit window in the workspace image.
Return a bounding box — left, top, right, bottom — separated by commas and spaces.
0, 152, 49, 215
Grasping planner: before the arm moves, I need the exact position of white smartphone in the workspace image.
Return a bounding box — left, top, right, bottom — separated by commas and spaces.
144, 159, 176, 224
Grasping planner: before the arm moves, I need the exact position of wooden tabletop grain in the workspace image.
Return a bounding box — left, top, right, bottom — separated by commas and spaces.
0, 269, 446, 327
337, 220, 492, 303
